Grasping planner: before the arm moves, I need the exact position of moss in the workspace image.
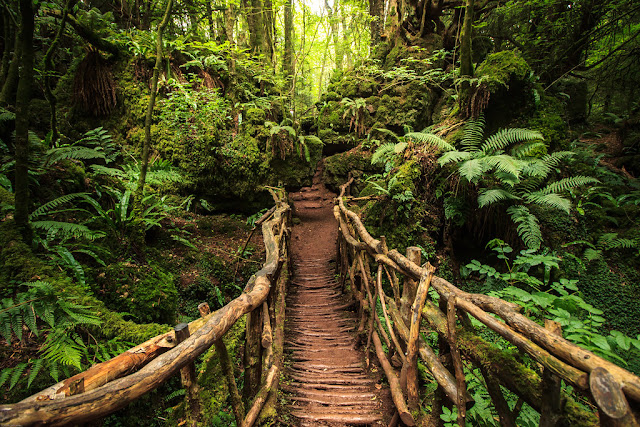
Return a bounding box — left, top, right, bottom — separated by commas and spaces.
246, 108, 266, 124
476, 51, 531, 93
322, 147, 379, 192
0, 186, 14, 206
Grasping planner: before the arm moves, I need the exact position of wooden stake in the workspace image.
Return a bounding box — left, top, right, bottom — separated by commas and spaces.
376, 264, 406, 364
400, 247, 421, 323
446, 297, 467, 426
590, 367, 640, 427
174, 323, 200, 426
540, 320, 564, 427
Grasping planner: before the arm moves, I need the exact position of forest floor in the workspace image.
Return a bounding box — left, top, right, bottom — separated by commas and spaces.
281, 164, 394, 426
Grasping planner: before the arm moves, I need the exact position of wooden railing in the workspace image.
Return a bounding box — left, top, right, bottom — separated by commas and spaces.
0, 190, 291, 426
335, 179, 640, 426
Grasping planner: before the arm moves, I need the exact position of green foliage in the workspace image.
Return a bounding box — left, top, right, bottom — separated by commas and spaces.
0, 281, 103, 389
565, 232, 639, 262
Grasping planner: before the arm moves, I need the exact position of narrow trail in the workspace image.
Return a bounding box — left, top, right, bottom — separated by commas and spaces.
283, 165, 389, 426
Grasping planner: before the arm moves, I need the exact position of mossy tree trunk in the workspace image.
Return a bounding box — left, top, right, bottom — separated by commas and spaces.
369, 0, 384, 46
0, 21, 20, 106
43, 0, 77, 145
135, 0, 173, 202
460, 0, 474, 77
325, 0, 342, 72
14, 0, 35, 238
1, 9, 16, 86
243, 0, 266, 58
283, 0, 293, 81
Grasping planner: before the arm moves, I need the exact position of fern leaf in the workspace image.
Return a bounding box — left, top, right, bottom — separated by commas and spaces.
373, 127, 401, 142
56, 247, 86, 287
540, 176, 599, 194
507, 205, 542, 250
484, 154, 523, 179
27, 358, 44, 388
478, 189, 521, 208
481, 128, 543, 153
542, 151, 575, 168
9, 363, 27, 390
511, 141, 548, 159
405, 132, 454, 151
458, 158, 488, 182
90, 165, 125, 177
584, 248, 602, 262
45, 146, 107, 165
29, 193, 89, 220
31, 221, 106, 241
0, 368, 11, 388
438, 150, 472, 166
520, 158, 552, 178
461, 116, 485, 151
526, 192, 572, 213
371, 143, 396, 165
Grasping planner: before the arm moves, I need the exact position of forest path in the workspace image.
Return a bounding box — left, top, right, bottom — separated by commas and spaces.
283, 164, 390, 426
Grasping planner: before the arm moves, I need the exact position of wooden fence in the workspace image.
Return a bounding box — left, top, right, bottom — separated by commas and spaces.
335, 178, 640, 426
0, 191, 291, 426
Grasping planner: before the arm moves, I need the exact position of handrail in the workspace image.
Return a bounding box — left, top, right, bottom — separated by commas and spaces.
0, 195, 291, 426
335, 178, 640, 426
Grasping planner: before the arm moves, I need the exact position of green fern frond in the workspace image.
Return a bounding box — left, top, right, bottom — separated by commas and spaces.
461, 116, 485, 151
458, 158, 488, 182
0, 110, 16, 123
438, 150, 472, 166
520, 159, 552, 178
405, 132, 454, 152
29, 193, 89, 220
45, 146, 107, 165
372, 127, 402, 142
481, 128, 543, 153
90, 165, 125, 177
584, 248, 602, 261
26, 358, 44, 388
540, 176, 599, 194
9, 363, 27, 390
484, 155, 523, 179
526, 192, 572, 213
542, 151, 575, 167
507, 205, 542, 250
371, 143, 396, 165
31, 221, 106, 241
511, 141, 548, 159
478, 189, 521, 208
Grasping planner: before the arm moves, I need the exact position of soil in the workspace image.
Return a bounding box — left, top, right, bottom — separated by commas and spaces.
283, 164, 393, 426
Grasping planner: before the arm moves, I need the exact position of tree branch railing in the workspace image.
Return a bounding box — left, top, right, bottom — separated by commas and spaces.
0, 191, 291, 427
335, 178, 640, 426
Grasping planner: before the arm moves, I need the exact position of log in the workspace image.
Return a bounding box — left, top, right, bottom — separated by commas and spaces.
372, 331, 415, 426
375, 265, 405, 364
175, 323, 200, 426
261, 302, 272, 348
404, 263, 435, 411
590, 367, 640, 427
478, 364, 515, 427
386, 300, 472, 408
241, 365, 278, 427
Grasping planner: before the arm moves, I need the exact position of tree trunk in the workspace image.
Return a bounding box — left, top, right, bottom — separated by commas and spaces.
283, 0, 293, 80
135, 0, 173, 201
325, 0, 342, 72
263, 0, 275, 64
14, 0, 35, 237
1, 10, 14, 86
0, 30, 20, 106
459, 0, 474, 77
43, 0, 77, 145
369, 0, 384, 46
244, 0, 265, 57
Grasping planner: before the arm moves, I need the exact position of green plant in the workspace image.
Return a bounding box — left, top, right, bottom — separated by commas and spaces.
341, 97, 369, 136
44, 127, 118, 166
423, 116, 598, 249
0, 281, 102, 389
564, 232, 639, 262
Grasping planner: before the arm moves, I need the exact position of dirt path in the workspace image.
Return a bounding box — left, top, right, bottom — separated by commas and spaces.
283, 165, 389, 426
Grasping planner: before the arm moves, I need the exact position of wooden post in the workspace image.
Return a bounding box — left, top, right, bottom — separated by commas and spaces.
540, 320, 563, 427
590, 367, 640, 427
400, 246, 421, 323
243, 307, 263, 406
446, 297, 467, 426
174, 323, 200, 425
198, 302, 245, 427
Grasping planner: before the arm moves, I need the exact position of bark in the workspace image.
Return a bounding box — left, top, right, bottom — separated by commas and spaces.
459, 0, 474, 77
43, 0, 77, 145
369, 0, 384, 45
283, 0, 293, 80
590, 367, 640, 427
325, 0, 342, 72
13, 0, 35, 236
243, 308, 263, 406
372, 331, 415, 426
241, 365, 278, 427
175, 323, 201, 425
1, 10, 14, 85
244, 0, 265, 56
447, 297, 467, 426
135, 0, 173, 201
0, 28, 20, 106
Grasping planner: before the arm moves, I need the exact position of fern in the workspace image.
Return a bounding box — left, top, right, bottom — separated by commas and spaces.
507, 205, 543, 250
525, 192, 572, 213
478, 189, 521, 207
31, 220, 106, 241
481, 128, 543, 153
540, 176, 599, 194
438, 150, 472, 166
460, 116, 485, 151
29, 193, 89, 220
45, 146, 107, 165
405, 132, 454, 151
511, 141, 548, 159
484, 155, 523, 179
371, 143, 396, 165
458, 158, 488, 182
